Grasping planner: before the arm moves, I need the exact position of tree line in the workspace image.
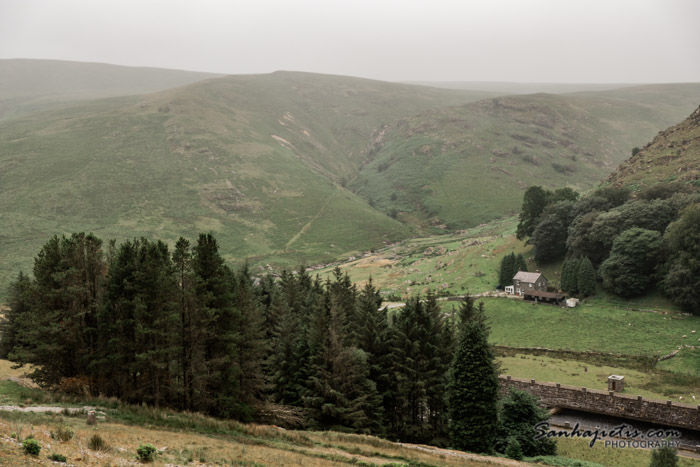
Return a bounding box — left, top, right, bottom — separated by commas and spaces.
515, 182, 700, 312
0, 232, 555, 456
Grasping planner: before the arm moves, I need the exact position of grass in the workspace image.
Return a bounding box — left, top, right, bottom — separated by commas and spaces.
316, 217, 526, 298
497, 353, 698, 401
470, 297, 700, 358
556, 437, 700, 467
0, 401, 501, 466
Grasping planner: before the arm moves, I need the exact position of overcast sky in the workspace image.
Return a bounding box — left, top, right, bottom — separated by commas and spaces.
1, 0, 699, 83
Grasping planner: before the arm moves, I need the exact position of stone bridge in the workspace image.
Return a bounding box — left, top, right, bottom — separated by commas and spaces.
499, 376, 700, 432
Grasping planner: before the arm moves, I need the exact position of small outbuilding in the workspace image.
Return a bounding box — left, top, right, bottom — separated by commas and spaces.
608, 375, 625, 392
513, 271, 548, 296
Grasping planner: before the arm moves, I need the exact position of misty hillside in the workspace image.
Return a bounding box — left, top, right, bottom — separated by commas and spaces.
0, 59, 224, 119
0, 69, 499, 294
606, 104, 700, 190
350, 85, 700, 230
0, 64, 698, 296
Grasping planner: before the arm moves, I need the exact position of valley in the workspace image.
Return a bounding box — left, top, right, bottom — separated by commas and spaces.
0, 59, 699, 466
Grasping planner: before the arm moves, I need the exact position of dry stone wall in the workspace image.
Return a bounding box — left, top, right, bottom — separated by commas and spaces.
500, 376, 700, 431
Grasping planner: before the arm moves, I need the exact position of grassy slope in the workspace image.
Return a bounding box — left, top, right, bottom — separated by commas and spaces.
0, 58, 224, 120
0, 72, 498, 295
606, 104, 700, 190
350, 85, 700, 231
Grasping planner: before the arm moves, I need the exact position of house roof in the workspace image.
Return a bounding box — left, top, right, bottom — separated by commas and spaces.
513, 271, 544, 283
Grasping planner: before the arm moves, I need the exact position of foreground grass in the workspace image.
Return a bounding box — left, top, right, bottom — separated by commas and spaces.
556, 438, 700, 467
0, 407, 509, 467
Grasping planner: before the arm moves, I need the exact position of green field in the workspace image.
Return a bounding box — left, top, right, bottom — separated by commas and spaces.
473, 297, 698, 357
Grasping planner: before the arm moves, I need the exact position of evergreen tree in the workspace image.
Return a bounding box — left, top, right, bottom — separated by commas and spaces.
495, 388, 556, 457
231, 265, 266, 420
0, 272, 33, 359
560, 258, 580, 295
172, 237, 201, 411
192, 233, 239, 417
498, 253, 516, 288
514, 254, 528, 274
390, 296, 433, 442
13, 233, 105, 388
577, 257, 597, 297
447, 296, 499, 454
356, 279, 392, 435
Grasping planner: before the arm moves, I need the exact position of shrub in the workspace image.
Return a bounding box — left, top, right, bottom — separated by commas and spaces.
505, 437, 523, 460
650, 445, 678, 467
51, 425, 75, 442
137, 443, 157, 463
48, 453, 67, 463
22, 438, 41, 456
88, 433, 108, 451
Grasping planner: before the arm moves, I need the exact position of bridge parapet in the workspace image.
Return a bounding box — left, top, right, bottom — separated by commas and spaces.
499, 376, 700, 432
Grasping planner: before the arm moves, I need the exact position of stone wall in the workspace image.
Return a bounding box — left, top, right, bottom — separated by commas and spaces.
499, 376, 700, 432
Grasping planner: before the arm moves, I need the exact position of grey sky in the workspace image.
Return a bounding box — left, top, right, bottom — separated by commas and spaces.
1, 0, 699, 83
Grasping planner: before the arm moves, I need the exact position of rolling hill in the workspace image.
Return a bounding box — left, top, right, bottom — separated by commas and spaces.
0, 67, 499, 295
1, 62, 699, 297
606, 104, 700, 190
350, 85, 700, 230
0, 59, 224, 120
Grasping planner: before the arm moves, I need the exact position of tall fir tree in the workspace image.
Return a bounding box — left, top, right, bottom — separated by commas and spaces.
514, 254, 528, 274
447, 296, 499, 454
498, 253, 516, 288
193, 233, 239, 417
577, 257, 597, 297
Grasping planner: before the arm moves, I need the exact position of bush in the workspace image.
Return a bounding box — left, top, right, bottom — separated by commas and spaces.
137, 443, 157, 462
88, 433, 108, 451
22, 438, 41, 456
650, 445, 678, 467
505, 437, 523, 460
48, 453, 67, 463
51, 425, 75, 442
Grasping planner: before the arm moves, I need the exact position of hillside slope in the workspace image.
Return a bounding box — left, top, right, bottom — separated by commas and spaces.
350, 85, 700, 230
606, 104, 700, 189
0, 71, 498, 294
0, 59, 224, 119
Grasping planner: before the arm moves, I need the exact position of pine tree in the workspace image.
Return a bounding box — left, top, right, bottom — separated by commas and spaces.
193, 233, 239, 417
577, 257, 597, 297
495, 388, 556, 457
0, 272, 33, 359
560, 258, 580, 295
447, 297, 499, 453
498, 253, 516, 288
514, 254, 528, 274
231, 265, 265, 420
356, 279, 391, 435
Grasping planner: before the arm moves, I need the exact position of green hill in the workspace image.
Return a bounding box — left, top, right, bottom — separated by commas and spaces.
350, 85, 700, 231
0, 59, 224, 119
606, 104, 700, 190
0, 70, 499, 295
